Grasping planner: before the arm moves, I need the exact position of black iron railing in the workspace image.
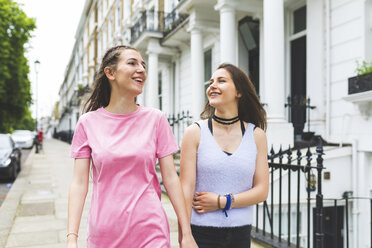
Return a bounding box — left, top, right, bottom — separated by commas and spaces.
253, 138, 325, 248
163, 9, 189, 37
253, 139, 372, 248
167, 110, 192, 146
77, 85, 90, 97
130, 10, 165, 43
130, 9, 189, 44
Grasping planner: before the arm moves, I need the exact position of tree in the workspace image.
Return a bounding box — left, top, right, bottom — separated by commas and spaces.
0, 0, 36, 133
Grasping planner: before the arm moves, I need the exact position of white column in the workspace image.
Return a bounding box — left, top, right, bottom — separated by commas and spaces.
190, 27, 205, 120
218, 4, 236, 64
146, 51, 159, 109
263, 0, 293, 150
306, 0, 325, 136
264, 0, 285, 121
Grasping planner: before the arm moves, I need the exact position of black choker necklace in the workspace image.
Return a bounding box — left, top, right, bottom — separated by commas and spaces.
212, 115, 240, 125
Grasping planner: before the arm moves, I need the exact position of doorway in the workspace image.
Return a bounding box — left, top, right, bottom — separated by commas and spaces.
290, 6, 307, 139
238, 17, 260, 94
290, 35, 306, 138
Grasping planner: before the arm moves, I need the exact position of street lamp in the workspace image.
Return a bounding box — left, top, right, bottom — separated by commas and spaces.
34, 60, 40, 153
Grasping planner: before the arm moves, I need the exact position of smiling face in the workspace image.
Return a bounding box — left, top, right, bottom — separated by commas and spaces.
206, 68, 241, 109
105, 49, 147, 96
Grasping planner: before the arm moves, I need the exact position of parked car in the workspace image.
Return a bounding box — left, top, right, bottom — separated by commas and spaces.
0, 134, 21, 180
11, 130, 34, 149
54, 130, 73, 144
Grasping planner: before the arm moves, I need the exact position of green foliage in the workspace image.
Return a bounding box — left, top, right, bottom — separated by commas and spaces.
12, 108, 35, 131
77, 83, 85, 91
356, 60, 372, 76
0, 0, 36, 133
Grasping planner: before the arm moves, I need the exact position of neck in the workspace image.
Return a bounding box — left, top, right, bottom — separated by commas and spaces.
214, 109, 239, 119
106, 94, 138, 115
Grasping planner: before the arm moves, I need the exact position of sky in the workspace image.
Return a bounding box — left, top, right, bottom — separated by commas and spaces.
16, 0, 86, 119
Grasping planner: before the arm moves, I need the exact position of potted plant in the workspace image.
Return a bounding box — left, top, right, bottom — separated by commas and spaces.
348, 60, 372, 94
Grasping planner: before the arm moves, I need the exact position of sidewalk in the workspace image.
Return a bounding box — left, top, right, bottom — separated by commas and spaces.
0, 139, 179, 248
0, 138, 263, 248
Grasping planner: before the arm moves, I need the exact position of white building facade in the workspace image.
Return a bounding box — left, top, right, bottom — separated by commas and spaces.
57, 0, 372, 247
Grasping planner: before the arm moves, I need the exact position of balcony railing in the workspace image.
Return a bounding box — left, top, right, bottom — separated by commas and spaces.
163, 9, 189, 37
130, 10, 165, 44
77, 85, 90, 97
130, 9, 189, 44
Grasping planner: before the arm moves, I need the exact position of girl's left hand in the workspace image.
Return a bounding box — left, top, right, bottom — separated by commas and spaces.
192, 192, 219, 214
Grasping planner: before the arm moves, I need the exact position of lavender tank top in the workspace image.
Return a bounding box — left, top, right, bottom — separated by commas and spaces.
191, 120, 257, 227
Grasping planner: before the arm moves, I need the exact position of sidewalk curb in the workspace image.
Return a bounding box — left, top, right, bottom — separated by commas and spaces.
0, 147, 35, 247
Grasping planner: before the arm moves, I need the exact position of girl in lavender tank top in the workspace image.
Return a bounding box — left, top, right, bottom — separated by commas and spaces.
180, 63, 269, 248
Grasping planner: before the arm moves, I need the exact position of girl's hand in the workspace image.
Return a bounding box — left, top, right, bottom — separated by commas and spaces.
180, 233, 198, 248
192, 192, 223, 214
66, 236, 78, 248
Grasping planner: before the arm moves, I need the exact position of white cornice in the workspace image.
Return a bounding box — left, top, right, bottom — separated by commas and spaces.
214, 0, 237, 11
343, 91, 372, 103
343, 91, 372, 118
187, 20, 219, 34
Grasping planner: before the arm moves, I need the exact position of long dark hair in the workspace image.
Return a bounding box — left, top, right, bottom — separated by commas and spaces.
84, 45, 138, 113
200, 63, 267, 130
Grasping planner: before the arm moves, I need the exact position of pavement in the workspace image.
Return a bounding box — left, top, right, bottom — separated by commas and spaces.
0, 138, 263, 248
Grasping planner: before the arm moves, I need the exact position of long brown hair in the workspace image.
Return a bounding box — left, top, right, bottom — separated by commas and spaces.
200, 63, 267, 130
84, 45, 138, 113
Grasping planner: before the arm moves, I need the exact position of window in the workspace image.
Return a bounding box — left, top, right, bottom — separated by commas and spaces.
116, 3, 121, 32
158, 72, 162, 110
147, 8, 155, 30
98, 0, 102, 24
293, 6, 306, 34
97, 32, 101, 60
102, 26, 107, 50
204, 49, 212, 102
109, 17, 113, 39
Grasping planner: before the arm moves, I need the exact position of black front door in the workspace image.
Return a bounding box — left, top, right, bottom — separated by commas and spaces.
290, 36, 306, 138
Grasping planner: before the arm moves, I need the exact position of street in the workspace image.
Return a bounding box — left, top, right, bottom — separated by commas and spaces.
0, 149, 32, 207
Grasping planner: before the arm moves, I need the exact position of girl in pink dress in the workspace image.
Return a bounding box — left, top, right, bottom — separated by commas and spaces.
67, 45, 198, 248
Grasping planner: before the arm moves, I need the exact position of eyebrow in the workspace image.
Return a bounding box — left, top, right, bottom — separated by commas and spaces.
209, 76, 227, 82
127, 58, 146, 66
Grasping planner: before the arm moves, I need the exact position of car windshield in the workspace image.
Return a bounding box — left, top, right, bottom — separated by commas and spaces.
13, 130, 32, 136
0, 135, 11, 149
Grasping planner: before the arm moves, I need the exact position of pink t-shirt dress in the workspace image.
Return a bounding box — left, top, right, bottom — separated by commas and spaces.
70, 106, 178, 248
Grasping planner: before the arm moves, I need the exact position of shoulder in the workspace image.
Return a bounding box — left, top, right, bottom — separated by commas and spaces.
186, 122, 201, 133
77, 110, 98, 124
253, 127, 266, 138
140, 106, 164, 118
183, 122, 201, 144
253, 127, 268, 150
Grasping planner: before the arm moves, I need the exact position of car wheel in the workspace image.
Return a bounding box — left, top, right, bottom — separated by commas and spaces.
17, 160, 21, 172
11, 164, 17, 181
